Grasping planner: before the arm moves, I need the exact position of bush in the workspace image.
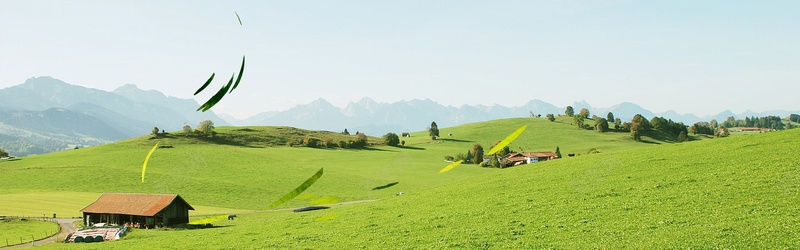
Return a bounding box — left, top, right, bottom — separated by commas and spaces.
324, 138, 336, 148
303, 136, 321, 148
383, 133, 400, 146
338, 140, 347, 148
444, 155, 454, 161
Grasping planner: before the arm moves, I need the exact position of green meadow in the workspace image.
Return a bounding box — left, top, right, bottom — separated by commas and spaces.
0, 219, 60, 247
3, 117, 796, 248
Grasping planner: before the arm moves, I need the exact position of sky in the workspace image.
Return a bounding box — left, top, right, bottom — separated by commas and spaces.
1, 0, 798, 119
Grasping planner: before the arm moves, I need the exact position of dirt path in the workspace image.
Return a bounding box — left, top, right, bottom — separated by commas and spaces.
192, 199, 379, 216
0, 218, 80, 249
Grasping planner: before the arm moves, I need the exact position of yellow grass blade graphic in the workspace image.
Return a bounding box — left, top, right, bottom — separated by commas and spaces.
485, 125, 527, 156
141, 142, 159, 183
314, 215, 340, 222
439, 160, 463, 173
267, 168, 324, 209
188, 215, 228, 225
309, 196, 340, 205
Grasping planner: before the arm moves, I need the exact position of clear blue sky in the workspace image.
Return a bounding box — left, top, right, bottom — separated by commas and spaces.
1, 0, 798, 119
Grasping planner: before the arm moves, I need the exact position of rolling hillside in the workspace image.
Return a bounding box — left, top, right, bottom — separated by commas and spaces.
0, 117, 674, 214
21, 121, 799, 248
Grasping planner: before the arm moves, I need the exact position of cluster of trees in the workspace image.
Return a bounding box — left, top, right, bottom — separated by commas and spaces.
444, 141, 514, 168
0, 147, 8, 158
649, 117, 688, 137
178, 120, 216, 137
717, 116, 785, 130
790, 114, 800, 123
689, 122, 715, 136
152, 120, 217, 138
295, 133, 369, 149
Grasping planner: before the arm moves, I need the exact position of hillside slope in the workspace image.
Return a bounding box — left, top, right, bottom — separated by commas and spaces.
36, 127, 800, 248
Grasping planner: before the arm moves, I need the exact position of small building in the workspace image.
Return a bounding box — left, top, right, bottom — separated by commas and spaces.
504, 152, 559, 165
81, 193, 194, 228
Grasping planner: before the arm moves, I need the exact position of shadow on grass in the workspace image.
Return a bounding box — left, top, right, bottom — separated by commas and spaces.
3, 158, 23, 162
438, 138, 475, 143
178, 224, 235, 230
397, 145, 425, 150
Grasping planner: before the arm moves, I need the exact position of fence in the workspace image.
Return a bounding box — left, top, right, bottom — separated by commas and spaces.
0, 216, 62, 247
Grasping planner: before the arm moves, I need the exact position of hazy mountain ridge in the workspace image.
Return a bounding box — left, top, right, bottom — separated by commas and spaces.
0, 76, 230, 156
239, 98, 798, 136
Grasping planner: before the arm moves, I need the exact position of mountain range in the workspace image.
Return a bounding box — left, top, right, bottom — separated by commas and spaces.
227, 98, 798, 136
1, 76, 797, 156
0, 76, 229, 156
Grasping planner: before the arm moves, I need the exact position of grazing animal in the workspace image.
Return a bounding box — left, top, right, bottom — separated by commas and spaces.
227, 214, 237, 220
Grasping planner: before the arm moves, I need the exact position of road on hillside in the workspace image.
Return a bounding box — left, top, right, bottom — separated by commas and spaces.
0, 218, 80, 249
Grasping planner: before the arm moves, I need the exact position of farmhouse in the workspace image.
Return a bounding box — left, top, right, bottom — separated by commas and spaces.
81, 193, 194, 228
505, 152, 559, 165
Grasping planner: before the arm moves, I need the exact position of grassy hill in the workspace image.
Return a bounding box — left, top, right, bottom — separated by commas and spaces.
8, 117, 782, 247
25, 123, 798, 248
0, 117, 676, 215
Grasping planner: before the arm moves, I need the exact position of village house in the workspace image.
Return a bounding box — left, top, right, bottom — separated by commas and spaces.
484, 151, 559, 166
81, 193, 194, 228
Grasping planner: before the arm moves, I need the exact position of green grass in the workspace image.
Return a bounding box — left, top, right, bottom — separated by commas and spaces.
25, 126, 800, 248
0, 118, 676, 212
0, 219, 60, 247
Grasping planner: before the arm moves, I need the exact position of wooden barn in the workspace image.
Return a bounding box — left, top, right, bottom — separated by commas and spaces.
81, 193, 194, 228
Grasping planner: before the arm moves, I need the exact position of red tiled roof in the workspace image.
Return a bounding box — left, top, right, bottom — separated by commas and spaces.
520, 152, 558, 158
80, 193, 194, 216
507, 156, 527, 162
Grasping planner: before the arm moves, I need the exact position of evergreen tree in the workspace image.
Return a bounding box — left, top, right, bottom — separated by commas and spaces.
473, 144, 484, 164
555, 146, 561, 158
343, 129, 350, 135
429, 121, 440, 140
565, 106, 574, 117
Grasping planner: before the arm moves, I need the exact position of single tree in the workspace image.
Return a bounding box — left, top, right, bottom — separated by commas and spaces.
607, 112, 615, 124
595, 118, 609, 132
579, 108, 590, 118
710, 119, 718, 129
429, 121, 440, 140
183, 125, 192, 136
678, 131, 689, 142
383, 133, 400, 146
0, 147, 9, 158
199, 120, 215, 137
152, 127, 159, 135
614, 118, 622, 130
546, 114, 555, 122
355, 133, 368, 147
473, 144, 484, 164
688, 124, 698, 135
343, 129, 350, 135
565, 106, 574, 117
573, 114, 585, 129
401, 140, 405, 146
555, 146, 561, 158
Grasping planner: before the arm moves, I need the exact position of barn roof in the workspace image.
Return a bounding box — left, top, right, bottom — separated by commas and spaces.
80, 193, 194, 216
